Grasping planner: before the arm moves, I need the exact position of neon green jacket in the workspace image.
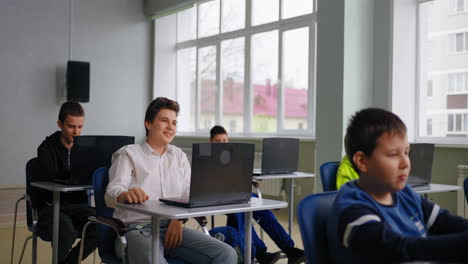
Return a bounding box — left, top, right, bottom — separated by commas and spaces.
336, 156, 359, 190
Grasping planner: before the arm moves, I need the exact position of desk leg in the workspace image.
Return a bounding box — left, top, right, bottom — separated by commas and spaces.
245, 212, 252, 264
288, 178, 294, 235
151, 216, 161, 264
52, 191, 60, 264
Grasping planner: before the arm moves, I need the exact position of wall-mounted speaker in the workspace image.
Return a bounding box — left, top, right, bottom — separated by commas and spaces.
67, 60, 90, 102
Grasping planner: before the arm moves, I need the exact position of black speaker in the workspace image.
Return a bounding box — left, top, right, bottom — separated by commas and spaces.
67, 60, 90, 102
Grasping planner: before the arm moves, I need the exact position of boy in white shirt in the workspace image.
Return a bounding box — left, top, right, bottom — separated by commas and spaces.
105, 97, 237, 264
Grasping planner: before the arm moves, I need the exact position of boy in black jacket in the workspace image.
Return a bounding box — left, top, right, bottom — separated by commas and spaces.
34, 102, 97, 264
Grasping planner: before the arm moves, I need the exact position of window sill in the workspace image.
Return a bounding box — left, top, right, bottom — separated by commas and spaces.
175, 132, 315, 142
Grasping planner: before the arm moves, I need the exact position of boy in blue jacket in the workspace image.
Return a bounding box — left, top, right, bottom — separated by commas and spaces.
327, 108, 468, 263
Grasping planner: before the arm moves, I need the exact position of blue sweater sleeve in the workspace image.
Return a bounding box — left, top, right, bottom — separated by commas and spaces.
419, 197, 468, 235
338, 205, 468, 263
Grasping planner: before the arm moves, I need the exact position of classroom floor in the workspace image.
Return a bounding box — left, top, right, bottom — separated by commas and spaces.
0, 188, 304, 264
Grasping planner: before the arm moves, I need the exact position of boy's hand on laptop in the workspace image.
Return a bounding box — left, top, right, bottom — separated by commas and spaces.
164, 219, 183, 249
117, 188, 149, 204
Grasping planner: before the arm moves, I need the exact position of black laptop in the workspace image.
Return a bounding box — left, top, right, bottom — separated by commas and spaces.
54, 135, 134, 185
407, 143, 435, 191
253, 138, 299, 175
160, 143, 255, 208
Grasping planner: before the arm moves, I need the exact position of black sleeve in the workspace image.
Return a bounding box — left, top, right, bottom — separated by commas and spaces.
37, 144, 70, 181
339, 205, 468, 263
420, 197, 468, 235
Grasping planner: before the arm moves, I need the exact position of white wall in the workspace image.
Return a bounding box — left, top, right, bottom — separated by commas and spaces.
0, 0, 151, 186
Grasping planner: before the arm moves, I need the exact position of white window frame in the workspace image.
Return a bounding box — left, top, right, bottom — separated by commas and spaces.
173, 0, 316, 137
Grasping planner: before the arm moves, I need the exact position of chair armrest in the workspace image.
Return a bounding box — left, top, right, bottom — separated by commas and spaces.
193, 216, 208, 227
87, 216, 127, 236
252, 180, 260, 188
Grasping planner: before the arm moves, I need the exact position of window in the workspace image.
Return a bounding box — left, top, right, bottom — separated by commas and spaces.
427, 79, 433, 96
417, 0, 468, 140
447, 112, 468, 134
450, 0, 468, 13
427, 118, 433, 135
167, 0, 316, 136
449, 32, 468, 53
448, 73, 468, 94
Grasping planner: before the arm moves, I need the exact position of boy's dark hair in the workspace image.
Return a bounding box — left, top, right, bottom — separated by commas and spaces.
210, 125, 228, 140
144, 97, 180, 136
345, 108, 406, 170
58, 101, 85, 123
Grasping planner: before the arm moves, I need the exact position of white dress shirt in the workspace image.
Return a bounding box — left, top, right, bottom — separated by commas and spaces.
105, 142, 191, 224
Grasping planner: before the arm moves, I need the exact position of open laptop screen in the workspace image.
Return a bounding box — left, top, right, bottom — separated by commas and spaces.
259, 138, 299, 175
407, 143, 435, 188
160, 142, 255, 208
66, 135, 134, 185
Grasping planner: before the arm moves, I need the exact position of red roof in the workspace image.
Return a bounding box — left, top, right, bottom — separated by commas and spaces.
200, 79, 308, 118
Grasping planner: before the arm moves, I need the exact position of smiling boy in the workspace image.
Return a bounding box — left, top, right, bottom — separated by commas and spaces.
327, 108, 468, 263
105, 97, 236, 264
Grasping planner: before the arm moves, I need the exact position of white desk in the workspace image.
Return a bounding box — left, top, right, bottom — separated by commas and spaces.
31, 181, 92, 264
116, 197, 287, 264
414, 183, 461, 198
253, 171, 315, 235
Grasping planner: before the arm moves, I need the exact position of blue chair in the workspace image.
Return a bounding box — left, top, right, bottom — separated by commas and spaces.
320, 161, 340, 192
79, 167, 203, 264
464, 177, 468, 204
297, 191, 337, 264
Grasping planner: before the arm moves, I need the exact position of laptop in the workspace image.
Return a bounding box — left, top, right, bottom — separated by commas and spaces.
160, 143, 255, 208
253, 138, 299, 175
54, 135, 134, 185
407, 143, 435, 191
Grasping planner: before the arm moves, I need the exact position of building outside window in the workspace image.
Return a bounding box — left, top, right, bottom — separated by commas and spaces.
418, 0, 468, 140
159, 0, 316, 137
449, 0, 468, 13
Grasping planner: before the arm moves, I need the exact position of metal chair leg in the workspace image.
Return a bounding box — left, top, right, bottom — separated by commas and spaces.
18, 235, 32, 264
78, 221, 94, 263
11, 197, 25, 264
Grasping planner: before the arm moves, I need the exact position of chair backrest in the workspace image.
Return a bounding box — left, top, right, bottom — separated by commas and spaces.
320, 161, 339, 192
26, 157, 54, 241
464, 177, 468, 204
92, 166, 117, 260
297, 191, 337, 264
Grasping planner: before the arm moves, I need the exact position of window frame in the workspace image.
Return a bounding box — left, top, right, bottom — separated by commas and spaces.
173, 0, 316, 137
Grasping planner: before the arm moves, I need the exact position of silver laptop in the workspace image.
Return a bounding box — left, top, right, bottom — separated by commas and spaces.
253, 138, 299, 175
160, 143, 255, 208
407, 143, 435, 191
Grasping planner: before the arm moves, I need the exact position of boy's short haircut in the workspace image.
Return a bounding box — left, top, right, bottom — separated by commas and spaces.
210, 125, 228, 140
144, 97, 180, 136
58, 101, 85, 123
345, 108, 406, 170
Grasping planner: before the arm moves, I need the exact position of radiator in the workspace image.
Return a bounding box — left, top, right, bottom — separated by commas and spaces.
457, 165, 468, 217
181, 147, 283, 197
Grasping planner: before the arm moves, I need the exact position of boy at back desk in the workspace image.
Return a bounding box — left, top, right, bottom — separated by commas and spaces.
327, 108, 468, 263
